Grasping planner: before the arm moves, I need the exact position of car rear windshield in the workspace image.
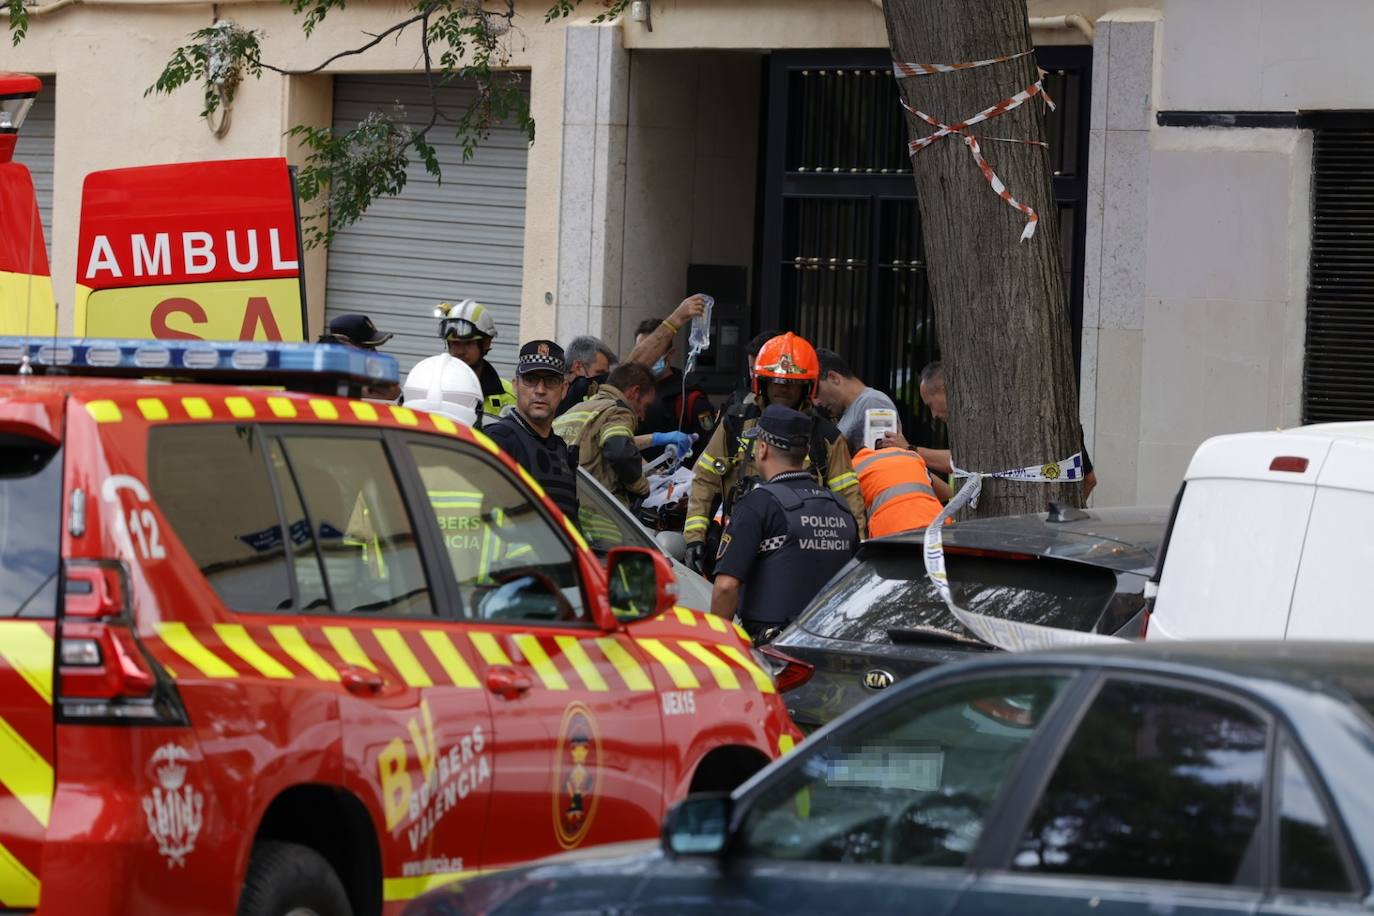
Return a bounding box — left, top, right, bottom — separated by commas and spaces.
0, 435, 62, 618
797, 551, 1117, 644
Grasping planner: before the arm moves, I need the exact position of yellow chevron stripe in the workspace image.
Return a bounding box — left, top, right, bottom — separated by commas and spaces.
672, 607, 697, 626
511, 635, 567, 690
704, 614, 729, 634
732, 622, 751, 641
136, 397, 169, 421
309, 399, 339, 421
266, 396, 297, 418
0, 622, 53, 705
322, 626, 377, 673
469, 631, 512, 667
374, 630, 433, 687
269, 626, 340, 681
516, 465, 547, 499
390, 406, 420, 427
156, 622, 238, 678
470, 427, 501, 455
430, 414, 458, 435
181, 396, 212, 419
779, 734, 797, 755
635, 638, 700, 689
594, 637, 654, 691
553, 636, 608, 692
350, 401, 379, 422
0, 839, 40, 908
213, 624, 293, 679
563, 517, 589, 552
382, 868, 478, 902
0, 714, 52, 828
420, 631, 479, 688
225, 396, 256, 419
677, 640, 740, 690
716, 645, 776, 694
85, 399, 121, 423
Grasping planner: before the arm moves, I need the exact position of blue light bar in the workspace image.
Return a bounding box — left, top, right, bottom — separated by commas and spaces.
0, 337, 399, 394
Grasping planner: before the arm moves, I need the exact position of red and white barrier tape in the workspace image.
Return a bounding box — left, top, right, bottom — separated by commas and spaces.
892, 50, 1055, 241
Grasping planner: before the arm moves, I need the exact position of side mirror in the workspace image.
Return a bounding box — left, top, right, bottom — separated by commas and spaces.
655, 529, 688, 562
606, 546, 678, 620
661, 793, 732, 858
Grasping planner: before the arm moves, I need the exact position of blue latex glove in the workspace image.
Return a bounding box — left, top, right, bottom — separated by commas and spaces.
651, 431, 693, 454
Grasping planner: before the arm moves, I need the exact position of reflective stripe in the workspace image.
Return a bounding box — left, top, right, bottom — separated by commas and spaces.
0, 714, 52, 828
716, 644, 777, 693
309, 399, 340, 420
375, 629, 433, 687
635, 638, 700, 689
563, 516, 590, 552
594, 637, 654, 691
512, 634, 568, 690
350, 401, 379, 422
470, 427, 501, 454
677, 641, 740, 690
156, 622, 238, 678
0, 840, 39, 908
225, 396, 256, 418
827, 471, 859, 490
213, 624, 293, 679
683, 516, 710, 533
469, 632, 513, 666
382, 869, 478, 903
870, 481, 938, 512
181, 397, 213, 419
269, 626, 341, 681
322, 626, 377, 673
431, 414, 459, 435
554, 636, 609, 692
0, 622, 53, 704
85, 399, 121, 423
672, 607, 697, 626
704, 614, 729, 634
420, 631, 479, 688
854, 450, 920, 474
137, 397, 169, 421
390, 406, 420, 426
599, 425, 634, 443
695, 454, 723, 476
266, 396, 297, 418
778, 734, 796, 755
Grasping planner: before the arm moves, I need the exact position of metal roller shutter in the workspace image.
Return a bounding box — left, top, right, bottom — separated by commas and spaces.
13, 75, 55, 261
325, 75, 529, 376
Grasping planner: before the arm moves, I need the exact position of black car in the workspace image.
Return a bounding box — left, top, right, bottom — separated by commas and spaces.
769, 505, 1166, 730
405, 642, 1374, 915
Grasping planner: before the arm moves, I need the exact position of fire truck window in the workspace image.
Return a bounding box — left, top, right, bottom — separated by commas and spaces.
148, 425, 294, 611
408, 442, 588, 625
281, 436, 433, 617
265, 438, 330, 611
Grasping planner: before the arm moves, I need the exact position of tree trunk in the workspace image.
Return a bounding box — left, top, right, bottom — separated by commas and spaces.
882, 0, 1083, 517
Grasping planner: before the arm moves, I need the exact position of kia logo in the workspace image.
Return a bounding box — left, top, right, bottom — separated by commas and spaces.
863, 669, 895, 690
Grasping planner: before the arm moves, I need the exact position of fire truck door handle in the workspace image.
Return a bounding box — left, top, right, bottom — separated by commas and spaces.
340, 668, 385, 696
485, 666, 532, 700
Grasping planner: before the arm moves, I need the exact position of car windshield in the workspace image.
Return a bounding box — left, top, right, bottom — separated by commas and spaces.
798, 551, 1117, 644
0, 436, 62, 619
575, 471, 655, 555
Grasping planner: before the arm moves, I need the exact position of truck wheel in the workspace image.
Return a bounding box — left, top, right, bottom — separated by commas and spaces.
237, 840, 353, 916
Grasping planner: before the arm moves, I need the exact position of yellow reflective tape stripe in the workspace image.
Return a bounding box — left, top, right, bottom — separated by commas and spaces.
156, 622, 238, 678
511, 634, 567, 690
212, 624, 293, 679
673, 607, 698, 626
0, 839, 40, 908
593, 637, 654, 691
309, 399, 339, 420
0, 714, 52, 828
470, 428, 501, 455
677, 640, 740, 690
266, 396, 297, 418
716, 644, 776, 694
828, 472, 859, 490
136, 397, 169, 421
599, 426, 634, 443
85, 399, 121, 423
683, 517, 710, 533
374, 629, 433, 687
778, 734, 797, 755
553, 636, 608, 692
732, 622, 751, 642
350, 401, 379, 422
268, 626, 340, 681
430, 414, 458, 435
704, 614, 729, 634
0, 622, 53, 705
468, 631, 512, 666
635, 638, 700, 689
516, 465, 547, 499
322, 626, 377, 673
420, 631, 479, 688
563, 516, 590, 552
181, 396, 212, 419
390, 406, 420, 427
381, 868, 478, 902
225, 396, 256, 419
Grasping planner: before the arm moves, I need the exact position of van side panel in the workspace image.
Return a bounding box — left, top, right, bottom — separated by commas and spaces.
1287, 440, 1374, 638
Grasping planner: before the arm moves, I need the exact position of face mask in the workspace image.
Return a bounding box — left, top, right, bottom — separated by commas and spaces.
651, 357, 668, 376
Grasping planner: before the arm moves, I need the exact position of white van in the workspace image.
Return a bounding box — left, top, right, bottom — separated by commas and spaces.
1149, 422, 1374, 640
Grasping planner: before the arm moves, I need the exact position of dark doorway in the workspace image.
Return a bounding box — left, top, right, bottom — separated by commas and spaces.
757, 47, 1092, 447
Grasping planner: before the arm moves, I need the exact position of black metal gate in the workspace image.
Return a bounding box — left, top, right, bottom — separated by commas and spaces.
758, 47, 1092, 446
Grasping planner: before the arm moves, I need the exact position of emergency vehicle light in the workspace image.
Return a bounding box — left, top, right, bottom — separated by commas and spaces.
0, 337, 398, 396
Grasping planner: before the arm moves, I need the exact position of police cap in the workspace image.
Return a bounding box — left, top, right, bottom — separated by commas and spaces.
741, 404, 811, 450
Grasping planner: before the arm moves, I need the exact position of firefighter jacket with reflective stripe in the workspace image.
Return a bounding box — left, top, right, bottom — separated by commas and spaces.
476, 359, 517, 417
684, 399, 866, 544
552, 385, 649, 505
853, 446, 943, 537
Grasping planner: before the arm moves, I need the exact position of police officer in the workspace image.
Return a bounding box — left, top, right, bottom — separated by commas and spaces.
484, 340, 580, 520
435, 299, 516, 421
710, 405, 859, 642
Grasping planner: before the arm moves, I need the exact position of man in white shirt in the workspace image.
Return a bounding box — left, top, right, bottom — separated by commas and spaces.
815, 348, 900, 454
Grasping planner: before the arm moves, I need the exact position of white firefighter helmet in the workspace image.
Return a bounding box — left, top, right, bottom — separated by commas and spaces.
435, 298, 498, 342
402, 353, 484, 427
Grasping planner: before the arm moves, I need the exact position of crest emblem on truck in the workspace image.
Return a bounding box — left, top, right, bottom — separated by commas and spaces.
552, 702, 603, 850
142, 743, 205, 867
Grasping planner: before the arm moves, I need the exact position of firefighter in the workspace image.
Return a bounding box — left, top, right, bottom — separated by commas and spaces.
683, 332, 866, 574
710, 404, 859, 641
435, 298, 516, 421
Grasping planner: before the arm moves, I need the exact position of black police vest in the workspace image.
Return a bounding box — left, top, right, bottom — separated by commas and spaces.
491, 414, 580, 520
738, 478, 858, 625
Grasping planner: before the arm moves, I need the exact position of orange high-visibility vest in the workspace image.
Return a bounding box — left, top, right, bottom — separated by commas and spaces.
853, 447, 943, 537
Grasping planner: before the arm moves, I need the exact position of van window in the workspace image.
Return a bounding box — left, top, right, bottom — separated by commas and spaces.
149, 426, 295, 611
0, 436, 62, 618
1286, 487, 1374, 639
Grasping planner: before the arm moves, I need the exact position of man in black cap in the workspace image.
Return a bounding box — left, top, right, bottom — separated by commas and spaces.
710, 404, 859, 642
484, 340, 580, 520
320, 313, 393, 349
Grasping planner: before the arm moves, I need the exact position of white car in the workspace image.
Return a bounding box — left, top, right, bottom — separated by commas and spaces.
1149, 421, 1374, 640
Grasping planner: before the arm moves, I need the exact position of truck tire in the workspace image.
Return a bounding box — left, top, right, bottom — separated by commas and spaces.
237, 840, 353, 916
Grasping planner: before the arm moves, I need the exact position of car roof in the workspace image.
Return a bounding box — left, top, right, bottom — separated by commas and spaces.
860, 505, 1167, 573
